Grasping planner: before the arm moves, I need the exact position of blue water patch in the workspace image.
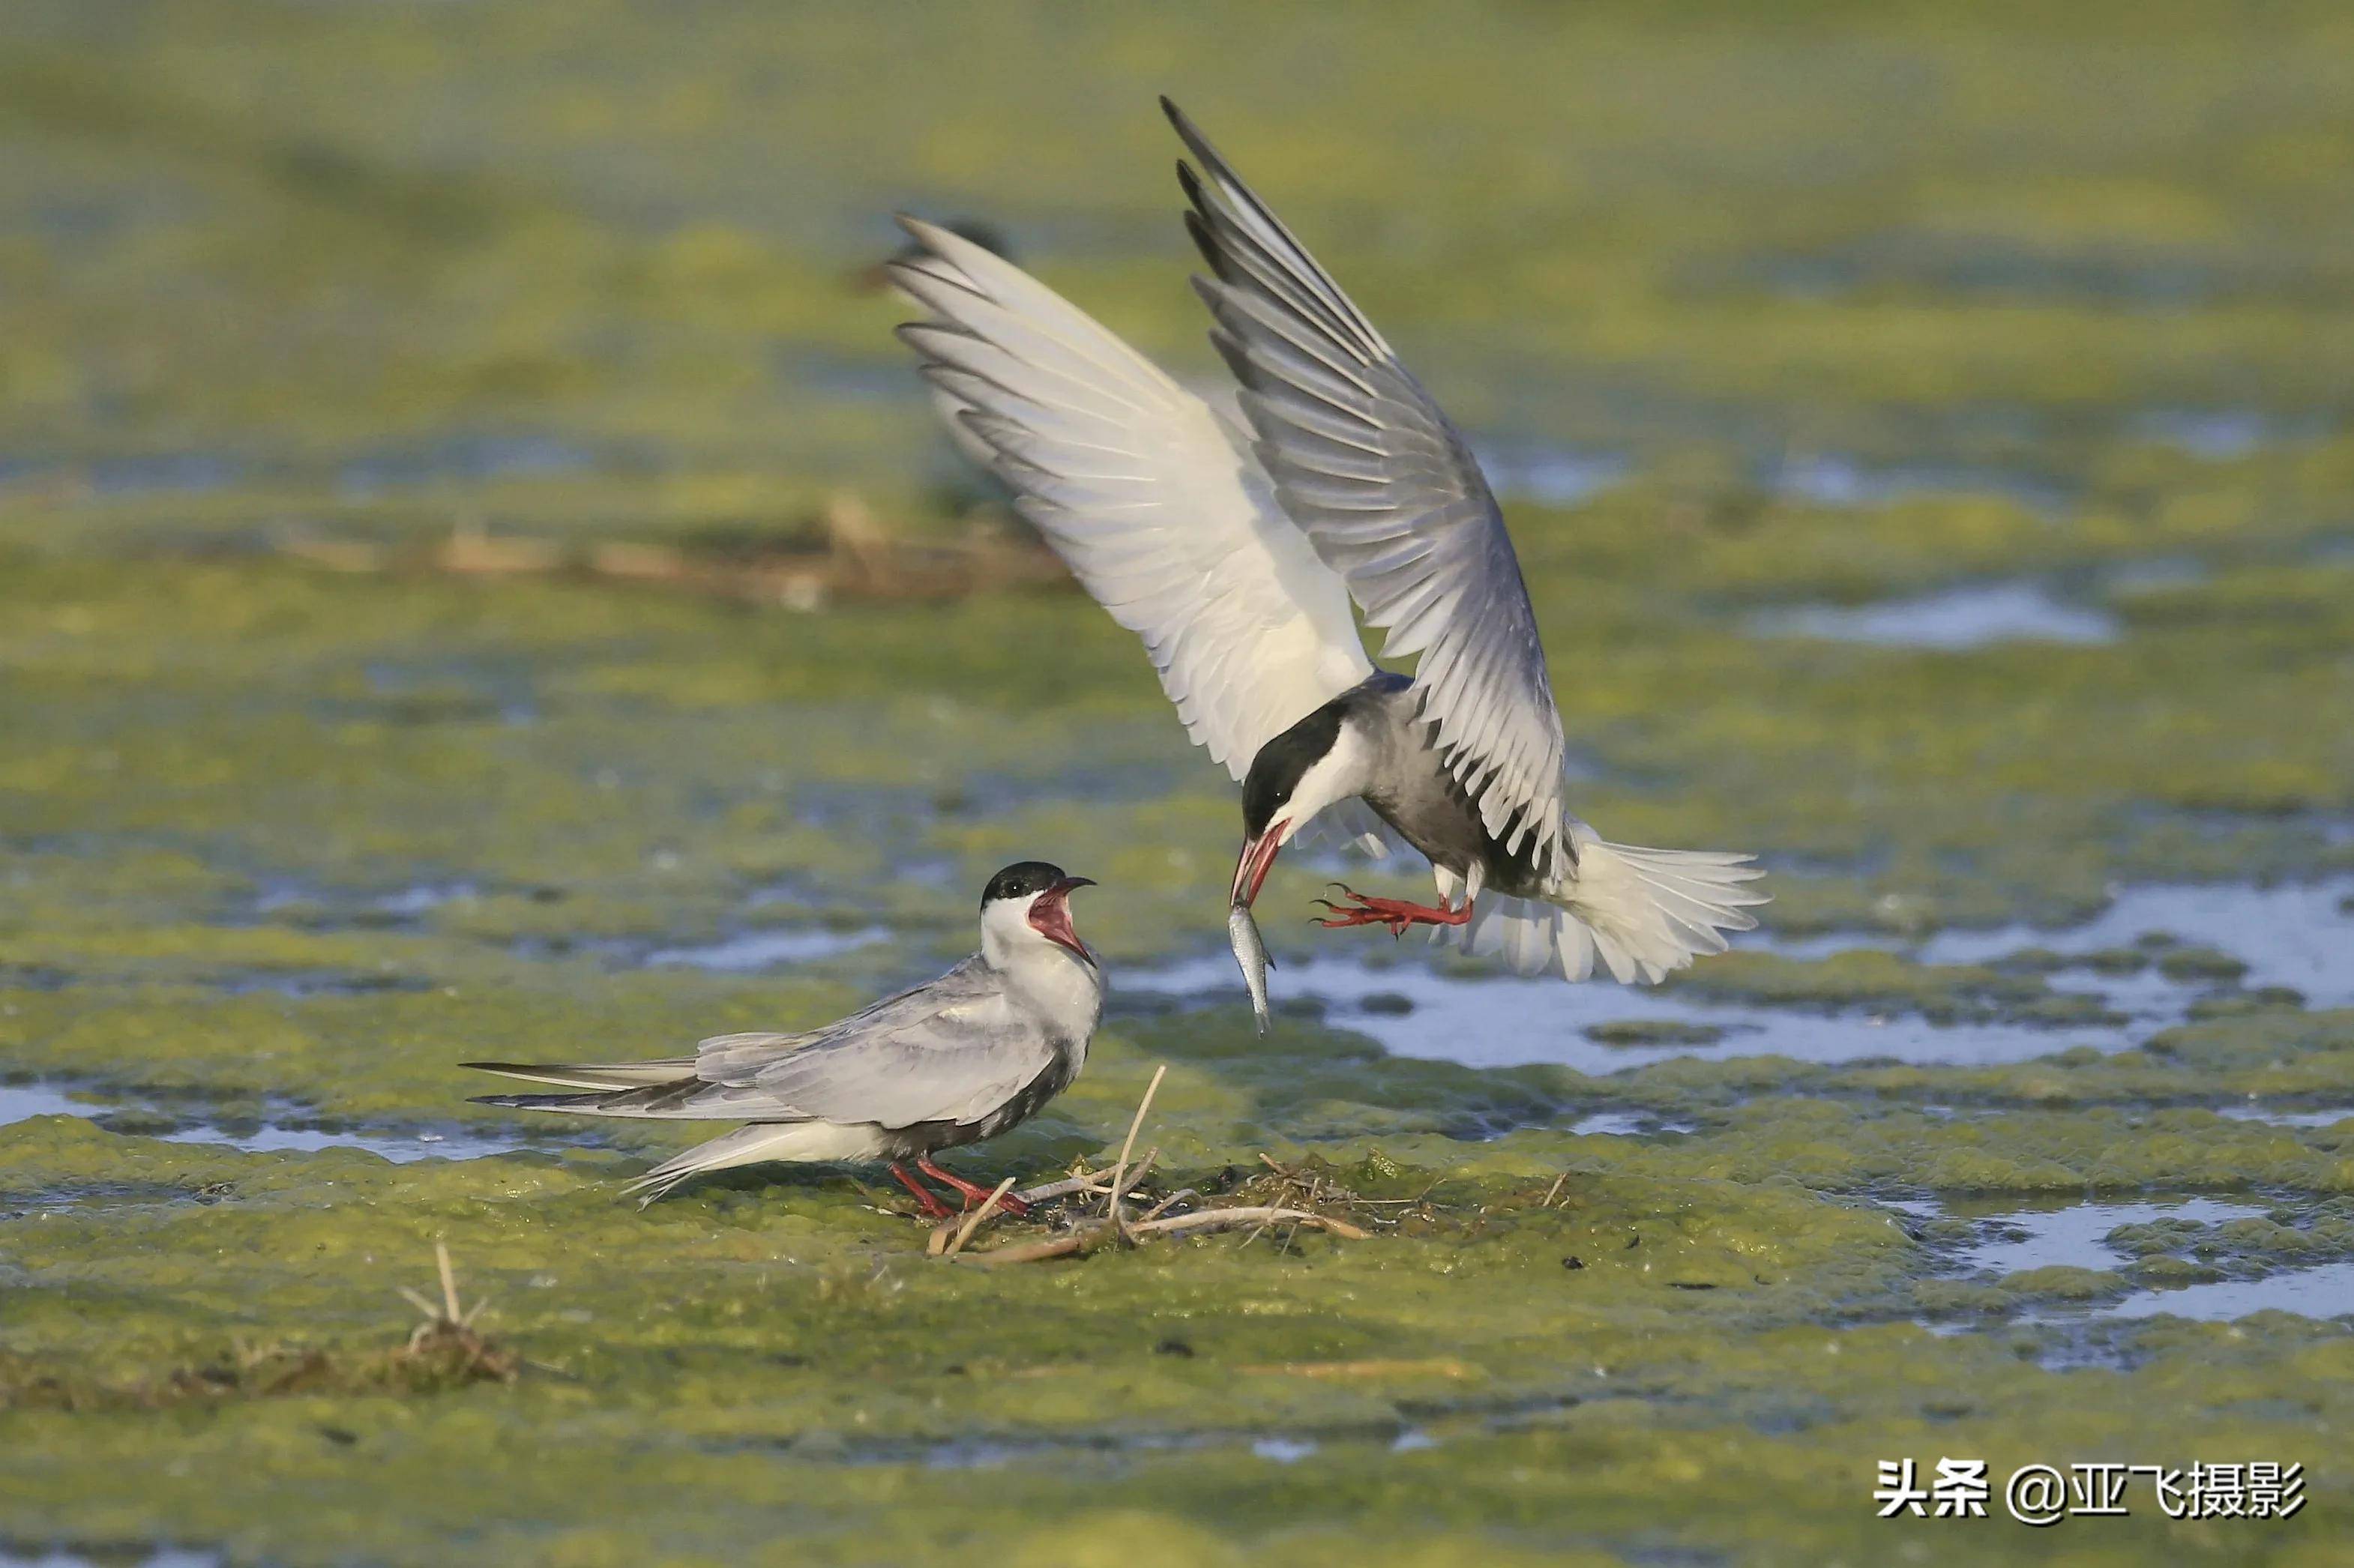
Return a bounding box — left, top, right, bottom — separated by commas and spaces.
642, 926, 892, 972
1473, 442, 1631, 506
1119, 948, 2130, 1073
1763, 453, 2068, 514
0, 1081, 530, 1163
337, 432, 604, 498
1748, 582, 2118, 650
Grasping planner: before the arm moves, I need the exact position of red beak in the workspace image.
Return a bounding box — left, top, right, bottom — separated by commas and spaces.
1026, 875, 1096, 962
1230, 821, 1288, 906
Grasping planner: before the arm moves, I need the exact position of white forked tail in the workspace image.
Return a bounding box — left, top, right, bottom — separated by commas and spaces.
619, 1122, 884, 1207
1433, 828, 1767, 983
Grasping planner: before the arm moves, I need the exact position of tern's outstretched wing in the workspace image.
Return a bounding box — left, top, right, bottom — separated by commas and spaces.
888, 220, 1373, 784
1164, 100, 1572, 878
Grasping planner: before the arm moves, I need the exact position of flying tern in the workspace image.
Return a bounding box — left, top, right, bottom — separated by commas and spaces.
466, 862, 1101, 1210
891, 100, 1764, 986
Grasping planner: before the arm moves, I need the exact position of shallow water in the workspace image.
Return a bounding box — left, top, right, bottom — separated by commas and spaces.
1125, 872, 2353, 1071
1760, 454, 2067, 513
2128, 409, 2302, 462
1747, 581, 2118, 650
1568, 1111, 1697, 1138
1942, 1197, 2266, 1279
642, 926, 891, 972
1472, 443, 1631, 507
0, 1082, 529, 1163
1914, 1193, 2354, 1330
156, 1120, 526, 1163
0, 1083, 98, 1126
2105, 1259, 2354, 1322
1118, 948, 2123, 1072
337, 432, 603, 499
1918, 878, 2354, 1008
2216, 1104, 2353, 1128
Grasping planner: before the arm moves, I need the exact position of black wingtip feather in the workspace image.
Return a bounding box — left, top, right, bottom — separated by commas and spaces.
1159, 97, 1223, 176
1174, 158, 1206, 211
1181, 209, 1228, 277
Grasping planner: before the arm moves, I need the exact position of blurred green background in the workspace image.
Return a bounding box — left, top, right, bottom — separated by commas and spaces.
7, 0, 2353, 550
7, 5, 2354, 1566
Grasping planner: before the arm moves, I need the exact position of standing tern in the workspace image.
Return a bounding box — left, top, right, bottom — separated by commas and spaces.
890, 101, 1763, 986
465, 863, 1101, 1210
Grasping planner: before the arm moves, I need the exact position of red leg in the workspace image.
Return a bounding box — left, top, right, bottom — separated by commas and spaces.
916, 1157, 1033, 1218
1312, 884, 1475, 938
888, 1162, 955, 1219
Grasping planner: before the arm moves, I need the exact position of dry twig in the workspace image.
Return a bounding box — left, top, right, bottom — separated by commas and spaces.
936, 1177, 1018, 1259
960, 1205, 1370, 1265
1104, 1065, 1167, 1227
394, 1241, 517, 1383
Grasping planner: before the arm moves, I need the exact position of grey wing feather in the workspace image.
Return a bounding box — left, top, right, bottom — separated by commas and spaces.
687, 958, 1052, 1130
1164, 99, 1572, 878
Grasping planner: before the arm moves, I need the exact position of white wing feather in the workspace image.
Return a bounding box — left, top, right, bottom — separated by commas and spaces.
889, 221, 1373, 783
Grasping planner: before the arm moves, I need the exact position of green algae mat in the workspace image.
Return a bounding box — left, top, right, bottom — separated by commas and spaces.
7, 2, 2354, 1564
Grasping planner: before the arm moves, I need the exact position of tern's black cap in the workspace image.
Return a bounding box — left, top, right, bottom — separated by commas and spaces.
1242, 705, 1343, 839
982, 860, 1079, 908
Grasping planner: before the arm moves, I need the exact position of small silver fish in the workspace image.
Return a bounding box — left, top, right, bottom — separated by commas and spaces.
1228, 900, 1274, 1034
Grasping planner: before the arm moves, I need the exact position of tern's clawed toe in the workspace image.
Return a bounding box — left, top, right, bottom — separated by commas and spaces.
1311, 884, 1474, 937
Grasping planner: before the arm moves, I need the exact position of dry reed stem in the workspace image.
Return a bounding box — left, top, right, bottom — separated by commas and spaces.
942, 1178, 1018, 1259
961, 1204, 1370, 1265
1104, 1065, 1167, 1225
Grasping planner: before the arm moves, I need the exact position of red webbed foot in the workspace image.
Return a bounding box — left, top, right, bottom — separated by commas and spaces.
1310, 883, 1475, 938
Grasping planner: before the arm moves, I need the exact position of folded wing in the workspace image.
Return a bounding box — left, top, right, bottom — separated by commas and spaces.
888, 220, 1373, 783
1164, 100, 1572, 878
706, 959, 1053, 1130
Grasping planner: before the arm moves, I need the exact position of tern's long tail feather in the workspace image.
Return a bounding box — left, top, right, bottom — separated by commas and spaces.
468, 1077, 713, 1118
461, 1059, 695, 1092
1434, 835, 1766, 984
621, 1122, 887, 1207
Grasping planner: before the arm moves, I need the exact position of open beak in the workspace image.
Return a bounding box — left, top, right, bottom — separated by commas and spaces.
1027, 875, 1096, 962
1230, 821, 1288, 906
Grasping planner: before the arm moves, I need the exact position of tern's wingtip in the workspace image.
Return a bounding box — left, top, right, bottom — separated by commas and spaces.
1160, 96, 1215, 160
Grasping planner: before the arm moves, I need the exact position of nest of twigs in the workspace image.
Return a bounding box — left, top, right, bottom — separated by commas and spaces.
920, 1066, 1379, 1265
